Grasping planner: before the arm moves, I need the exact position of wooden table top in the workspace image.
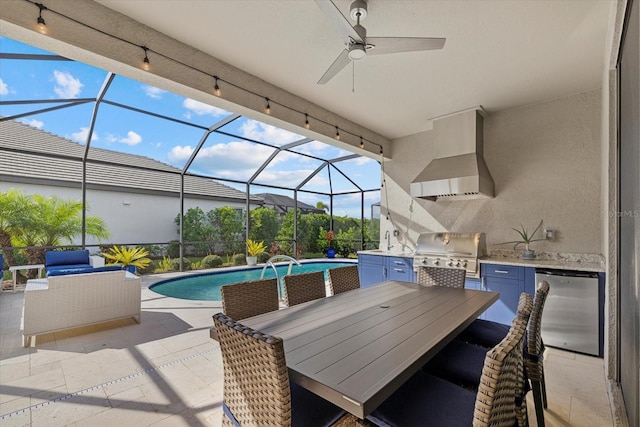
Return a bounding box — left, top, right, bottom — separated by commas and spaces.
218, 280, 498, 418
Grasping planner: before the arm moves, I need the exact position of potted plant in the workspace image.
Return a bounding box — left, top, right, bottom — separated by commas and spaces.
501, 220, 545, 259
103, 245, 151, 274
324, 230, 337, 258
246, 239, 267, 266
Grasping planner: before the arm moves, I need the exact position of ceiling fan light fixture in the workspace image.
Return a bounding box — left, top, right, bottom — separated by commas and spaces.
348, 44, 366, 60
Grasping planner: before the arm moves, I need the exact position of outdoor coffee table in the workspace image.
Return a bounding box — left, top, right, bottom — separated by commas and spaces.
211, 280, 498, 418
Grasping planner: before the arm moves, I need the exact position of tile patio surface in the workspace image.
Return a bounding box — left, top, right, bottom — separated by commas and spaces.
0, 273, 614, 426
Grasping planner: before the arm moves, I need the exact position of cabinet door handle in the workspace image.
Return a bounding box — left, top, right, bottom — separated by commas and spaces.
394, 261, 404, 265
494, 270, 510, 274
394, 268, 404, 272
481, 277, 486, 290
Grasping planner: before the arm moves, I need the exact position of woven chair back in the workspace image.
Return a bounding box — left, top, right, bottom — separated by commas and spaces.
473, 302, 530, 427
282, 271, 326, 307
513, 293, 534, 427
221, 278, 279, 320
213, 313, 292, 427
417, 266, 466, 288
525, 281, 550, 381
328, 265, 360, 295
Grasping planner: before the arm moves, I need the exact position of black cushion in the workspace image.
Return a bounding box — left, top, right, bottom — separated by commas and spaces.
457, 318, 510, 348
367, 371, 476, 427
422, 340, 487, 390
290, 381, 346, 427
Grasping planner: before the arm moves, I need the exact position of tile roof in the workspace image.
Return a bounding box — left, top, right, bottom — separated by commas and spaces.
0, 119, 260, 202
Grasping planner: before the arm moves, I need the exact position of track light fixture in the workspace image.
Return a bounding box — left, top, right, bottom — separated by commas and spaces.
141, 46, 150, 71
36, 3, 47, 34
213, 76, 221, 96
22, 2, 387, 156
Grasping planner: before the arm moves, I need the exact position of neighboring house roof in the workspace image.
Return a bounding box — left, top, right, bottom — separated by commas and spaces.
0, 119, 262, 203
255, 193, 325, 215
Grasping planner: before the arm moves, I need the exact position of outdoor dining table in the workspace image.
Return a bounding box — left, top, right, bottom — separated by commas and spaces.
210, 280, 499, 419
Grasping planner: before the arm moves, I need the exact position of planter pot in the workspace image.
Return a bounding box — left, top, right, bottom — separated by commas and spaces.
246, 256, 258, 266
326, 248, 337, 259
522, 250, 536, 260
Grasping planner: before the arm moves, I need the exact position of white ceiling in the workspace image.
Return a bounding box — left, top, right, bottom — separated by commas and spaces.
95, 0, 612, 140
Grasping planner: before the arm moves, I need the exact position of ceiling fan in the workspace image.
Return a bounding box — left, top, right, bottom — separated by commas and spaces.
315, 0, 446, 84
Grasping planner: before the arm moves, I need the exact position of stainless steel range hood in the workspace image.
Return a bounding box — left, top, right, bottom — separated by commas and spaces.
410, 109, 495, 201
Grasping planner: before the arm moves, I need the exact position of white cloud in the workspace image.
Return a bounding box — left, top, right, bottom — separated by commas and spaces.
103, 131, 142, 146
0, 78, 8, 95
183, 98, 228, 117
22, 119, 44, 129
120, 131, 142, 146
255, 169, 325, 187
168, 145, 195, 161
240, 120, 303, 145
52, 70, 83, 98
71, 127, 98, 143
142, 85, 166, 99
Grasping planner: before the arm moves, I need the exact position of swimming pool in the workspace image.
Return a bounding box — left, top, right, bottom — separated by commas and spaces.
149, 260, 356, 301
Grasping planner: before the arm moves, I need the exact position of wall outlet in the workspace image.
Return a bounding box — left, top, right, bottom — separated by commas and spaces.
393, 229, 400, 236
544, 229, 555, 240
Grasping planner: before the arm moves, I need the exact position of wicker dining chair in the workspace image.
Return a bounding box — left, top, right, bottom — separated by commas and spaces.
422, 293, 534, 427
367, 309, 529, 427
416, 266, 466, 288
327, 265, 360, 296
213, 313, 355, 426
220, 278, 279, 320
282, 271, 326, 307
524, 280, 550, 427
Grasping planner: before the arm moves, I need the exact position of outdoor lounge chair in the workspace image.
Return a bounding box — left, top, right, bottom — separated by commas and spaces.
416, 266, 466, 288
327, 265, 360, 295
220, 278, 279, 320
367, 306, 530, 427
213, 313, 353, 426
282, 271, 326, 307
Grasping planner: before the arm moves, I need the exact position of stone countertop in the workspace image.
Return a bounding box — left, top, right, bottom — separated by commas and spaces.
358, 249, 414, 258
479, 256, 605, 272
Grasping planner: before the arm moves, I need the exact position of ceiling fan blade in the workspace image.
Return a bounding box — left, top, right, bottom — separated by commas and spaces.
367, 37, 446, 55
315, 0, 364, 45
317, 49, 351, 84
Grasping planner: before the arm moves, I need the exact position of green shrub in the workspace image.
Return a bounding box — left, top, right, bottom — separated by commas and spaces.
154, 256, 172, 273
201, 254, 223, 268
257, 252, 270, 263
232, 253, 246, 266
170, 257, 191, 271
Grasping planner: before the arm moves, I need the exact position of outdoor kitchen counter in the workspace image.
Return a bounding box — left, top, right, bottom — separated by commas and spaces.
357, 249, 414, 258
479, 255, 605, 273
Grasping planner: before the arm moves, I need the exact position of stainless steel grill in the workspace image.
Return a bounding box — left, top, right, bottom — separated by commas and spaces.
413, 232, 486, 278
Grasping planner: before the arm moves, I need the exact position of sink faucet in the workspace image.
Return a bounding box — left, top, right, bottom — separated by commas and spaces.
385, 230, 393, 251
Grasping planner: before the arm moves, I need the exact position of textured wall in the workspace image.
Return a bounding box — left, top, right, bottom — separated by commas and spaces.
382, 90, 603, 255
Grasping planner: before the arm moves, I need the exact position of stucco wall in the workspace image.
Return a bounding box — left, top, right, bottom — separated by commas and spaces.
0, 183, 250, 247
382, 89, 603, 255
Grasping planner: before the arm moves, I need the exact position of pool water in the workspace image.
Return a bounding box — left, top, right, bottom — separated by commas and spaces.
149, 260, 356, 301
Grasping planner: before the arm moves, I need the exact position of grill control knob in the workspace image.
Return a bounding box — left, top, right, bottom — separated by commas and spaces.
446, 260, 454, 267
422, 258, 428, 265
433, 259, 440, 266
462, 261, 468, 268
453, 260, 460, 267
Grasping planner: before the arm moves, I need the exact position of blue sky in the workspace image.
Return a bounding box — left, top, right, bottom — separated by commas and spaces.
0, 36, 380, 217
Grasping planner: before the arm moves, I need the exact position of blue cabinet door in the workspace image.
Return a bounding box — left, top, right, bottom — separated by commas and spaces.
387, 257, 415, 282
358, 254, 385, 287
482, 276, 523, 325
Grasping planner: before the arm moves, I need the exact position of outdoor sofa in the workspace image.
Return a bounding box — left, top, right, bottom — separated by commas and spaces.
23, 269, 141, 346
45, 249, 120, 276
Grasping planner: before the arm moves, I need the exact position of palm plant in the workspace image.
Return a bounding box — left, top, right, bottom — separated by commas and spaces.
0, 190, 34, 267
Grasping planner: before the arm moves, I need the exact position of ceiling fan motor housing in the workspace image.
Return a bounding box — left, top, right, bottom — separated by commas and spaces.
350, 0, 368, 21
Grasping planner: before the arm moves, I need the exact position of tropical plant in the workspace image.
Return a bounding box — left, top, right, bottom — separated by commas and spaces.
249, 207, 279, 243
154, 256, 172, 273
103, 246, 151, 269
210, 206, 244, 255
190, 260, 202, 270
246, 239, 267, 256
501, 220, 545, 251
0, 189, 34, 267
